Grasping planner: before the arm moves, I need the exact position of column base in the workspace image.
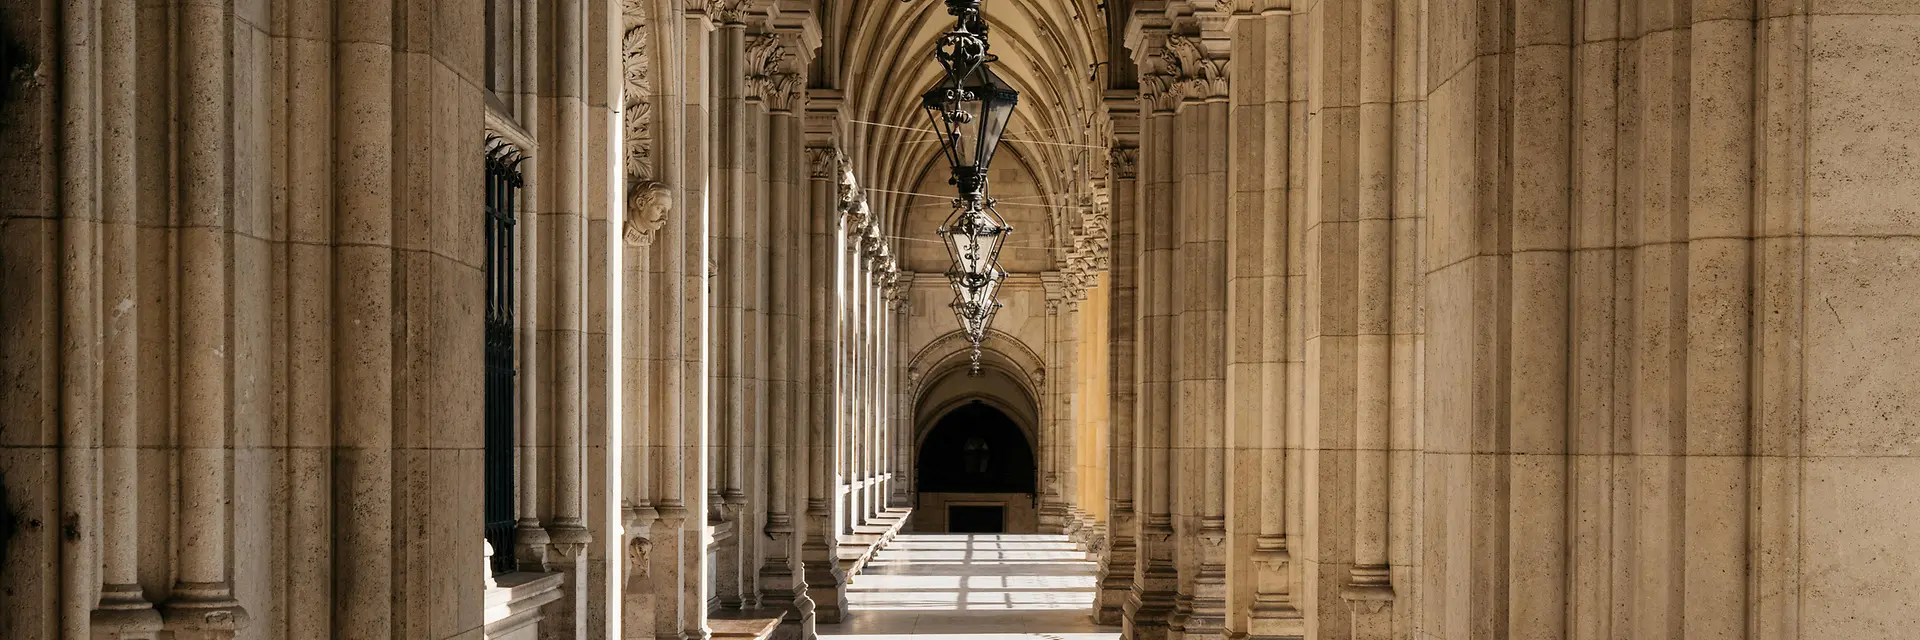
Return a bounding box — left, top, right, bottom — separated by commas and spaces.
540, 529, 592, 639
799, 563, 846, 624
159, 583, 249, 639
514, 519, 552, 572
1123, 564, 1177, 640
1036, 500, 1071, 534
93, 584, 163, 639
1092, 544, 1135, 626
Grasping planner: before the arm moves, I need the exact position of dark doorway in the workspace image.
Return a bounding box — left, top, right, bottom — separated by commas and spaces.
948, 505, 1005, 533
917, 402, 1036, 494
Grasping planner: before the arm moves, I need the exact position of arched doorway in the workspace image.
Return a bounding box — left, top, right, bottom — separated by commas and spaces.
915, 400, 1038, 533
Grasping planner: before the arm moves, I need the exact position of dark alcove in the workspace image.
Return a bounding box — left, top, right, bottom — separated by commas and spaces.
917, 401, 1037, 494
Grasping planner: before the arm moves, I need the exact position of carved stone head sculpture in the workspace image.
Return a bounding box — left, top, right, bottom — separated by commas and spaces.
624, 182, 673, 247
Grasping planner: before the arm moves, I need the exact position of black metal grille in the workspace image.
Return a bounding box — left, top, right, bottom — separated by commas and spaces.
484, 136, 524, 574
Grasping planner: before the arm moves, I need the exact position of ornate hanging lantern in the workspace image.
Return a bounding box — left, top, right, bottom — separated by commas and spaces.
917, 0, 1018, 360
921, 64, 1019, 200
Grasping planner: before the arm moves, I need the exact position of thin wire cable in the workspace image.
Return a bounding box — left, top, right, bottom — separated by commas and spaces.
880, 234, 1066, 252
848, 118, 1108, 150
862, 187, 1084, 210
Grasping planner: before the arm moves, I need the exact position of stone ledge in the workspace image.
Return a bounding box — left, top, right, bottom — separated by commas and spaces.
837, 507, 912, 583
483, 572, 564, 640
708, 613, 782, 640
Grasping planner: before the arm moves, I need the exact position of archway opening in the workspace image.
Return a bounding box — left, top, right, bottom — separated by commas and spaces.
916, 401, 1037, 534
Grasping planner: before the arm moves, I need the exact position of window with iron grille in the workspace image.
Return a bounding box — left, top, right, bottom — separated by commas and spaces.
484, 135, 524, 574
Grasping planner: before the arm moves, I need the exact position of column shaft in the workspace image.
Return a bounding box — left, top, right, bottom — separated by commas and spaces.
759, 105, 800, 609
1124, 91, 1179, 640
713, 13, 749, 611
801, 147, 848, 626
1096, 143, 1140, 626
95, 0, 161, 632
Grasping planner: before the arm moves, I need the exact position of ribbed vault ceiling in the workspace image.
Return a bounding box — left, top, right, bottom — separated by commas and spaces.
815, 0, 1116, 268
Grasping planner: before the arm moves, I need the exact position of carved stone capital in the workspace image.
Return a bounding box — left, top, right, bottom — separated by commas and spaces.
1163, 35, 1229, 100
1139, 73, 1182, 113
1110, 146, 1138, 180
709, 0, 746, 24
746, 34, 803, 111
806, 147, 839, 178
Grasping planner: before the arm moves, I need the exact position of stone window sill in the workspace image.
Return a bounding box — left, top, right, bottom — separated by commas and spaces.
483, 572, 563, 639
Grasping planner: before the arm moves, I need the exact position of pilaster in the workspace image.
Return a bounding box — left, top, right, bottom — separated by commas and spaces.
1220, 9, 1307, 640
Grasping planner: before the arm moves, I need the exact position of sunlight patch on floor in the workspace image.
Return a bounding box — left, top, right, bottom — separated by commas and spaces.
821, 533, 1120, 639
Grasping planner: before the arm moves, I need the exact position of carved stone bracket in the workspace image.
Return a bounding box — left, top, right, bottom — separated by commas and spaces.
625, 182, 673, 247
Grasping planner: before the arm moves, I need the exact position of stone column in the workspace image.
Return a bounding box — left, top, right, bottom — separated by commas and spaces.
645, 11, 690, 640
163, 0, 250, 635
57, 1, 103, 635
757, 67, 804, 610
619, 5, 664, 637
161, 0, 249, 630
1061, 292, 1084, 540
713, 3, 749, 611
1095, 142, 1140, 626
680, 7, 717, 637
846, 240, 862, 533
877, 263, 890, 520
851, 230, 871, 529
92, 0, 160, 634
1221, 11, 1305, 639
1037, 280, 1070, 533
866, 249, 888, 522
1164, 31, 1231, 637
889, 276, 914, 509
1123, 32, 1181, 637
800, 146, 849, 626
321, 0, 398, 632
544, 0, 594, 634
1341, 0, 1401, 630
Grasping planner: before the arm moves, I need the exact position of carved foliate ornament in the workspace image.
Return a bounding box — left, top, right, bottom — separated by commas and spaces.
710, 0, 746, 24
746, 35, 802, 111
1139, 72, 1181, 113
622, 1, 655, 181
806, 147, 838, 179
1110, 147, 1138, 180
1164, 35, 1229, 99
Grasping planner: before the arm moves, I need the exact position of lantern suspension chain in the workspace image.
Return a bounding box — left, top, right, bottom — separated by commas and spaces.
912, 0, 1019, 375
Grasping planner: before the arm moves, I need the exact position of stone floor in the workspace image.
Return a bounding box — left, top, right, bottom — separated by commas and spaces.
819, 534, 1120, 640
